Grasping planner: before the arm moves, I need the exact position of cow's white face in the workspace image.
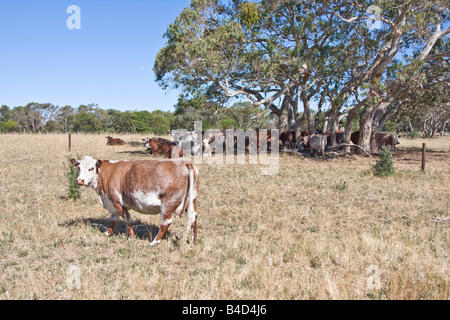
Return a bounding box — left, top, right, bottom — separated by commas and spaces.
394, 135, 400, 145
70, 156, 100, 188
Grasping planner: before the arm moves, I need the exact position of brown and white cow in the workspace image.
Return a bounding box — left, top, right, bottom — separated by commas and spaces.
70, 156, 199, 246
144, 137, 184, 159
375, 132, 399, 153
106, 136, 125, 146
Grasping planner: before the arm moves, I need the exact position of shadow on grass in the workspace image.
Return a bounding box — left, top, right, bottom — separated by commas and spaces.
59, 217, 171, 242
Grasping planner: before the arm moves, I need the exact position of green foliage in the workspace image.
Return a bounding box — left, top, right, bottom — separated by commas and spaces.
372, 146, 396, 177
43, 120, 60, 133
382, 121, 396, 133
73, 112, 103, 133
0, 119, 19, 132
64, 155, 81, 201
218, 117, 239, 130
333, 180, 349, 192
406, 131, 421, 139
240, 1, 260, 29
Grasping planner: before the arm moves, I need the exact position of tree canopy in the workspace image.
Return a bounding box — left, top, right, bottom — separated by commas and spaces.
154, 0, 450, 150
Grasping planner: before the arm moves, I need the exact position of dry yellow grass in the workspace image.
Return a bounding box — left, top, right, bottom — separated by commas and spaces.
0, 133, 448, 300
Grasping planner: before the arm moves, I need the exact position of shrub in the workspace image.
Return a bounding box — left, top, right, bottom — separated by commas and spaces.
372, 146, 395, 177
1, 119, 19, 132
64, 155, 81, 200
406, 130, 421, 139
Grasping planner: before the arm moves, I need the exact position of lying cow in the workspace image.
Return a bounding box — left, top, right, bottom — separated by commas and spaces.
305, 134, 327, 157
375, 132, 399, 153
143, 137, 183, 159
70, 156, 199, 246
106, 136, 125, 146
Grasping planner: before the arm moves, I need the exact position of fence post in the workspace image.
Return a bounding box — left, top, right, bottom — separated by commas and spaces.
69, 133, 72, 152
421, 143, 426, 171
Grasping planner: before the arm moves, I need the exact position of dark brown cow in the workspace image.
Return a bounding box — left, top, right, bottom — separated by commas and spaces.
70, 156, 199, 246
144, 137, 184, 159
350, 131, 360, 145
232, 129, 273, 153
375, 132, 400, 153
350, 131, 399, 154
106, 136, 125, 146
280, 131, 296, 149
326, 130, 345, 146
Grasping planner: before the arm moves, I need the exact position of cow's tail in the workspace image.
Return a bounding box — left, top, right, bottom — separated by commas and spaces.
183, 164, 198, 242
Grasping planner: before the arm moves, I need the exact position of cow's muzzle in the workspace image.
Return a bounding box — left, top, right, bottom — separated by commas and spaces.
76, 178, 85, 186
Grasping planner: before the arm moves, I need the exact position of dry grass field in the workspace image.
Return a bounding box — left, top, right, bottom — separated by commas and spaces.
0, 133, 448, 300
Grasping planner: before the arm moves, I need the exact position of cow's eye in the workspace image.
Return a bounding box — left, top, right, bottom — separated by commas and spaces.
88, 167, 94, 171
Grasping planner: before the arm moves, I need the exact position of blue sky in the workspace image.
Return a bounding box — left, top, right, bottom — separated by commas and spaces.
0, 0, 191, 112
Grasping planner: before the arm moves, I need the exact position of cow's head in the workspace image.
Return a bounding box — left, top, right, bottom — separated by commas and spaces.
147, 138, 163, 154
394, 135, 400, 145
143, 138, 153, 153
70, 156, 102, 187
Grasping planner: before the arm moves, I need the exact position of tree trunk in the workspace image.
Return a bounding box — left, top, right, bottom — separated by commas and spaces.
371, 102, 391, 150
325, 101, 340, 147
278, 94, 291, 133
358, 106, 377, 153
343, 104, 362, 153
300, 85, 315, 134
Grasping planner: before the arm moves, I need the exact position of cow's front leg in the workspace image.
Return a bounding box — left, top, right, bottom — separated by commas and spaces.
105, 213, 119, 237
112, 203, 135, 239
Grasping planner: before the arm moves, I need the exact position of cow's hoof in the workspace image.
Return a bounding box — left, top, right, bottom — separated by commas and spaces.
150, 239, 161, 247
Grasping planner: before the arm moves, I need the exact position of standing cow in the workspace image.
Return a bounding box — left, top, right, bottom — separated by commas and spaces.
305, 134, 327, 157
375, 132, 400, 154
70, 156, 199, 246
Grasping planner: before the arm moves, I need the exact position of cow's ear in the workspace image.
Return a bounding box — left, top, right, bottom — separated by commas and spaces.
96, 160, 103, 173
70, 158, 80, 167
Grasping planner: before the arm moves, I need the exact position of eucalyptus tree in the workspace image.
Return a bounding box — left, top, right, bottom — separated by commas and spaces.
155, 0, 449, 153
322, 0, 449, 151
154, 0, 351, 134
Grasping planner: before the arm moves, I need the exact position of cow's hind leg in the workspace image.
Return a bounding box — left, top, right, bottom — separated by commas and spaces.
190, 198, 198, 243
123, 208, 135, 239
150, 209, 173, 246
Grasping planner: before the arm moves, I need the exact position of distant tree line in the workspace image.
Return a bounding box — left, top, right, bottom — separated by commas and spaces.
1, 96, 442, 136
0, 97, 279, 134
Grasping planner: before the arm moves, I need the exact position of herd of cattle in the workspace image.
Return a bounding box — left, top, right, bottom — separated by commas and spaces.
106, 129, 400, 158
70, 130, 399, 246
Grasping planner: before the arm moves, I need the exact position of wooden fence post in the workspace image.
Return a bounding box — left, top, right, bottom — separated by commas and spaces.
421, 143, 426, 171
69, 133, 72, 152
